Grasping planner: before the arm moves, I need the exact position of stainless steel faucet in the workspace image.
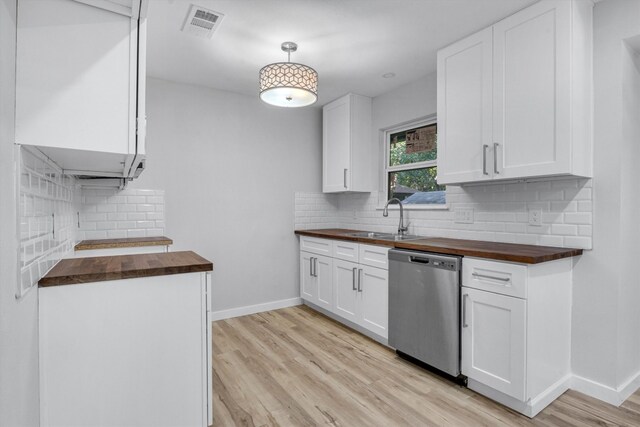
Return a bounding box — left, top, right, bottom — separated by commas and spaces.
383, 198, 408, 236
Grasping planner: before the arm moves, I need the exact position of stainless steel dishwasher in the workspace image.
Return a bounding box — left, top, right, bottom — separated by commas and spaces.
388, 248, 462, 378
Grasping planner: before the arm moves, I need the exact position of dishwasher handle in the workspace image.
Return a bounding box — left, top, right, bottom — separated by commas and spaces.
409, 256, 430, 264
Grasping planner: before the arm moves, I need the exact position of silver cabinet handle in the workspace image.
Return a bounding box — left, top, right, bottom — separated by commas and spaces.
77, 211, 80, 228
462, 294, 469, 328
343, 168, 348, 188
357, 269, 363, 292
493, 143, 500, 174
472, 272, 510, 282
309, 258, 314, 277
52, 213, 55, 238
313, 258, 318, 277
482, 145, 489, 175
352, 267, 357, 290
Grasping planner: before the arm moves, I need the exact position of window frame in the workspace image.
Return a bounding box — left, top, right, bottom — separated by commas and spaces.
381, 115, 448, 210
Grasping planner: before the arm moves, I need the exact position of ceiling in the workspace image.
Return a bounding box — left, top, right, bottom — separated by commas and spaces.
146, 0, 537, 106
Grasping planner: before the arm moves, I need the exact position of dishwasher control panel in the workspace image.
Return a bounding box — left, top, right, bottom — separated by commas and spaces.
405, 254, 460, 271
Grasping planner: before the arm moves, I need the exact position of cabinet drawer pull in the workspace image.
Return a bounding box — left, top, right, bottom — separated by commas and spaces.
462, 294, 469, 328
313, 258, 318, 277
352, 267, 357, 291
343, 168, 348, 188
482, 144, 489, 175
357, 269, 363, 292
472, 272, 510, 282
309, 258, 314, 277
493, 143, 500, 174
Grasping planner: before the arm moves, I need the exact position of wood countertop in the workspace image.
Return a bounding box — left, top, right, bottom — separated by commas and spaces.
295, 229, 582, 264
74, 236, 173, 251
39, 251, 213, 287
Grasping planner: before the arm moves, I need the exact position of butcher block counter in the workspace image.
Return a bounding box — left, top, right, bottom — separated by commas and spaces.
74, 236, 173, 251
295, 228, 582, 264
39, 251, 213, 287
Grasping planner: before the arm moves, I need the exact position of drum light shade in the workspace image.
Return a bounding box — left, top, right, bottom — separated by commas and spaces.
259, 42, 318, 107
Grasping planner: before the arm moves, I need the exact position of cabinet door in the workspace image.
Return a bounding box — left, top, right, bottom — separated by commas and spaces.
16, 0, 136, 155
358, 266, 388, 339
437, 27, 493, 185
493, 0, 571, 179
315, 255, 333, 312
461, 287, 526, 401
333, 259, 359, 323
323, 96, 351, 192
300, 252, 317, 303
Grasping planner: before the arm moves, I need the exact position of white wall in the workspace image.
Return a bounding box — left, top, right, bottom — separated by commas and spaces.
0, 0, 40, 424
618, 39, 640, 389
132, 78, 322, 312
571, 0, 640, 402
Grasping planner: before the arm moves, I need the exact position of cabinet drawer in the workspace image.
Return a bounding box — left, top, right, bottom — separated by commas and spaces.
462, 257, 527, 299
359, 244, 389, 270
333, 240, 359, 262
299, 236, 333, 257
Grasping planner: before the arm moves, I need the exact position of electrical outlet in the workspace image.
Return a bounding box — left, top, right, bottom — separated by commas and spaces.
455, 208, 474, 224
528, 209, 542, 226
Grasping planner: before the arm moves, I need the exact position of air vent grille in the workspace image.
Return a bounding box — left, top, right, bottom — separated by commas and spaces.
182, 4, 224, 38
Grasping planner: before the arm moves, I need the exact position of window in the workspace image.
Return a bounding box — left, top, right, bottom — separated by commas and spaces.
385, 120, 445, 205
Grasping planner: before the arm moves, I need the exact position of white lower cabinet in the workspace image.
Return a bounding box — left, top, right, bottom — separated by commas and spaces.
333, 259, 359, 323
461, 257, 572, 417
300, 251, 333, 311
462, 286, 526, 401
359, 265, 388, 338
299, 237, 389, 342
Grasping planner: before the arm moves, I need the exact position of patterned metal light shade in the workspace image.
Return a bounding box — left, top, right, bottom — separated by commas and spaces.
259, 62, 318, 107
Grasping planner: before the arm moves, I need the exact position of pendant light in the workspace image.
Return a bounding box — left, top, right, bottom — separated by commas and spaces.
259, 41, 318, 107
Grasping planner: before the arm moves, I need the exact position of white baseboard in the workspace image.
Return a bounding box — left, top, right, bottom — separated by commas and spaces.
209, 297, 302, 321
467, 374, 571, 418
571, 370, 640, 406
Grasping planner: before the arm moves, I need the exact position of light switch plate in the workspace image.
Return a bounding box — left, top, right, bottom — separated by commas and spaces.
455, 208, 474, 224
528, 209, 542, 226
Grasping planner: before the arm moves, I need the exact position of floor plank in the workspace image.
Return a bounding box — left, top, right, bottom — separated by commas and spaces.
212, 305, 640, 427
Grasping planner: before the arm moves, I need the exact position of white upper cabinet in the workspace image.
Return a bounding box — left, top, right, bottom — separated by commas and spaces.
16, 0, 147, 179
437, 27, 493, 184
437, 0, 593, 185
323, 94, 373, 193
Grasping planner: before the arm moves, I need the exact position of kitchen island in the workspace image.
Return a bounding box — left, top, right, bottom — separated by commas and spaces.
38, 251, 213, 427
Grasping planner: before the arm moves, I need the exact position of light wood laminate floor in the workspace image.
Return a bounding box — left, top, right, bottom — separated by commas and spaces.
212, 305, 640, 426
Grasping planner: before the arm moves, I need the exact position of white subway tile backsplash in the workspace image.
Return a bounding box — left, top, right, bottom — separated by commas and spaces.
295, 177, 593, 249
126, 229, 147, 238
564, 212, 592, 225
18, 147, 77, 298
137, 204, 155, 212
107, 212, 127, 221
78, 189, 165, 240
127, 196, 146, 204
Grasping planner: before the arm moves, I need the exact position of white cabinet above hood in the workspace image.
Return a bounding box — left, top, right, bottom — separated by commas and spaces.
15, 0, 148, 183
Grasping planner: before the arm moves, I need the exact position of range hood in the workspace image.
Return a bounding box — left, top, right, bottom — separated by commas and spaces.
31, 145, 146, 189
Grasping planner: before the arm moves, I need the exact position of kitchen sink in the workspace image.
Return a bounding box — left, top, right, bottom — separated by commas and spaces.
383, 234, 423, 241
349, 232, 395, 238
349, 232, 423, 241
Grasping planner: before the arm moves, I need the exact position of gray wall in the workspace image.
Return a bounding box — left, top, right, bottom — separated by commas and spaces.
132, 78, 322, 312
0, 0, 40, 425
572, 0, 640, 394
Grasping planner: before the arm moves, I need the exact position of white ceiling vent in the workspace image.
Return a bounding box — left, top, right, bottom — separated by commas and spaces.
182, 4, 224, 38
